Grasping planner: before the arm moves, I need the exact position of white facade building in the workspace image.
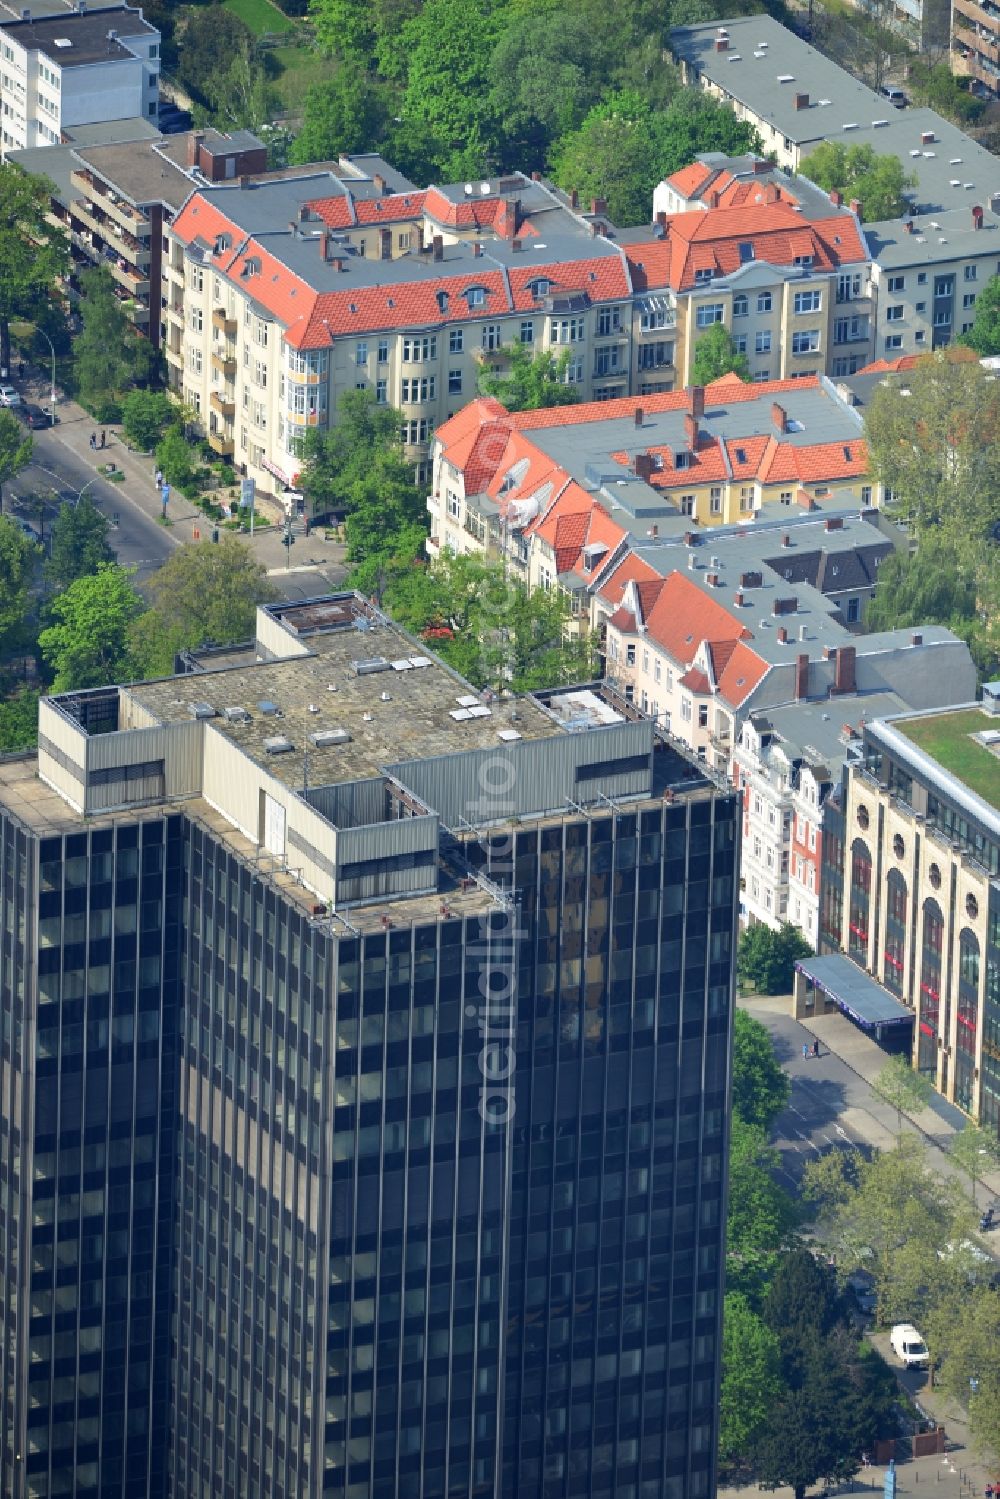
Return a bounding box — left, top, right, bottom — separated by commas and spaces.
0, 6, 159, 153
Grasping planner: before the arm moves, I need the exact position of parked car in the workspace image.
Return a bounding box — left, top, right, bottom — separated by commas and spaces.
890, 1323, 929, 1369
0, 384, 22, 407
878, 83, 907, 107
19, 404, 52, 430
14, 519, 38, 541
846, 1271, 877, 1316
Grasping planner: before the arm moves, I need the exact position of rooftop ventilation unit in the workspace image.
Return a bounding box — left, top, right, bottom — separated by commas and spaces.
189, 701, 217, 720
456, 695, 480, 707
309, 728, 351, 747
467, 705, 492, 719
777, 73, 795, 82
497, 729, 522, 742
450, 708, 474, 721
391, 658, 414, 671
222, 706, 250, 723
352, 657, 391, 676
258, 700, 280, 716
263, 736, 293, 754
409, 656, 432, 668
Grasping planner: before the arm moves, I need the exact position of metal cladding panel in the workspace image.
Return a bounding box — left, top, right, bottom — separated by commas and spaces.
202, 727, 268, 844
84, 719, 203, 799
335, 811, 439, 871
334, 812, 440, 904
388, 719, 654, 828
305, 776, 386, 830
38, 699, 87, 769
254, 605, 310, 662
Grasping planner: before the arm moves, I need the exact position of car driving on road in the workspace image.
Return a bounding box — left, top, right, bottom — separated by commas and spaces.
0, 385, 22, 408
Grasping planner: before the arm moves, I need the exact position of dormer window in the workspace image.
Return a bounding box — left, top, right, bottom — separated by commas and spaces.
528, 277, 550, 299
794, 254, 813, 268
214, 233, 232, 255
241, 255, 261, 278
694, 268, 713, 285
436, 290, 449, 314
738, 241, 755, 263
674, 450, 690, 469
734, 446, 747, 464
465, 286, 486, 308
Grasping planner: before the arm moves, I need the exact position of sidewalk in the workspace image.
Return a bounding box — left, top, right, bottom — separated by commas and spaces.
28, 371, 346, 582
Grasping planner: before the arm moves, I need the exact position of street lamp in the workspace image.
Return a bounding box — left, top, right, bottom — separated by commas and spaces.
10, 319, 57, 412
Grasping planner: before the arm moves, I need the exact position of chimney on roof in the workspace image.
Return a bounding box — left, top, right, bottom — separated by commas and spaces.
903, 219, 914, 234
512, 237, 522, 252
764, 183, 779, 204
531, 170, 541, 181
684, 531, 697, 546
793, 92, 809, 110
773, 596, 798, 615
650, 523, 658, 538
781, 532, 791, 548
795, 653, 810, 701
734, 589, 745, 607
634, 407, 644, 428
373, 173, 387, 196
689, 385, 705, 420
973, 204, 984, 230
432, 234, 443, 262
772, 401, 787, 435
497, 196, 521, 239
684, 412, 699, 450
797, 487, 817, 510
707, 190, 720, 209
829, 189, 842, 207
186, 131, 204, 171
635, 453, 655, 481
752, 158, 769, 175
921, 129, 935, 145
849, 198, 862, 216
777, 626, 788, 643
834, 643, 856, 694
715, 34, 729, 50
591, 197, 607, 216
473, 241, 482, 258
706, 572, 719, 586
656, 210, 668, 229
569, 189, 579, 209
824, 515, 844, 531
911, 631, 922, 646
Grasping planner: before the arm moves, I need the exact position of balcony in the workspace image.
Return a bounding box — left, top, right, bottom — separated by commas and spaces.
106, 257, 149, 298
211, 350, 237, 377
207, 431, 234, 456
164, 341, 183, 368
210, 391, 236, 418
70, 169, 149, 235
953, 0, 1000, 36
212, 307, 237, 337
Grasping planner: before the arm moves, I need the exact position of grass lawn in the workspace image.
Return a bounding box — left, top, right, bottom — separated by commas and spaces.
270, 44, 331, 111
222, 0, 294, 37
897, 708, 1000, 811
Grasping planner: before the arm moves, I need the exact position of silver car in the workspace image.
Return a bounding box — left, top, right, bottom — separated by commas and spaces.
0, 385, 22, 408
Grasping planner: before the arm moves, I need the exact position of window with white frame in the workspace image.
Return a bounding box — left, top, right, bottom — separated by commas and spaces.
550, 316, 585, 343
695, 304, 724, 329
754, 330, 771, 354
449, 329, 463, 354
402, 335, 437, 362
791, 329, 819, 354
401, 376, 436, 403
189, 307, 203, 333
794, 289, 821, 314
709, 486, 722, 514
757, 292, 772, 313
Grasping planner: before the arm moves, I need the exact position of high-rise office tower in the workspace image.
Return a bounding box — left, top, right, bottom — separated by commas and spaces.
0, 595, 738, 1499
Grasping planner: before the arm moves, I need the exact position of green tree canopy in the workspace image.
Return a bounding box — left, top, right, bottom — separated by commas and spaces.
44, 494, 114, 593
0, 514, 39, 655
726, 1115, 799, 1302
908, 59, 985, 126
732, 1009, 790, 1133
176, 8, 255, 106
200, 42, 281, 133
690, 321, 750, 385
298, 388, 409, 519
155, 427, 199, 492
719, 1293, 782, 1475
289, 68, 389, 165
487, 9, 601, 161
478, 344, 581, 411
0, 408, 33, 517
74, 267, 154, 421
0, 689, 40, 752
144, 537, 276, 653
309, 0, 377, 62
949, 1121, 1000, 1206
120, 389, 174, 453
959, 273, 1000, 357
800, 141, 916, 221
871, 1053, 933, 1134
0, 164, 70, 381
398, 0, 500, 177
38, 563, 145, 690
736, 923, 812, 995
925, 1284, 1000, 1457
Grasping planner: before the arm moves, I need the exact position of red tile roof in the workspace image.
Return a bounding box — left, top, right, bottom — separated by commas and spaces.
596, 552, 664, 608
307, 191, 427, 230
680, 668, 711, 694
716, 640, 770, 708
855, 354, 923, 375
507, 255, 630, 312
639, 572, 750, 667
666, 162, 719, 199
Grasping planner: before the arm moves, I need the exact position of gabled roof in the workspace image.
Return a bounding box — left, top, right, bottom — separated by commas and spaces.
639, 571, 751, 667
596, 552, 665, 609
306, 192, 427, 230
716, 640, 771, 708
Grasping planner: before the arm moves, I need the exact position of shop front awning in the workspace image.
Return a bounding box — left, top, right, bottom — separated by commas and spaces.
794, 953, 914, 1031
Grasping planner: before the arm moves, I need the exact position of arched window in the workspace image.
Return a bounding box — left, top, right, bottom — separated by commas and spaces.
848, 838, 871, 962
883, 869, 907, 996
918, 898, 943, 1076
959, 928, 980, 990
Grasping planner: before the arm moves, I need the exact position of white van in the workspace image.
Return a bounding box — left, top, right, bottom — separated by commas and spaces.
879, 84, 907, 108
890, 1323, 929, 1369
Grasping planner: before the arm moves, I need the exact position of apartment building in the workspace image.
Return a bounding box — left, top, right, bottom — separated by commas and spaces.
12, 125, 266, 344
0, 4, 159, 153
428, 375, 877, 609
642, 157, 874, 380
671, 16, 1000, 338
952, 0, 1000, 99
0, 592, 739, 1499
825, 701, 1000, 1126
163, 169, 663, 496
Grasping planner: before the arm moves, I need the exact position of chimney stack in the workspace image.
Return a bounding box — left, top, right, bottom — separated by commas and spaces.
684, 412, 699, 450
777, 626, 788, 644
781, 532, 791, 548
903, 219, 914, 234
656, 210, 668, 229
432, 234, 443, 262
569, 189, 579, 209
590, 197, 607, 216
634, 407, 644, 428
734, 589, 745, 607
795, 653, 810, 701
689, 386, 705, 420
752, 159, 769, 176
531, 170, 541, 181
186, 131, 204, 171
473, 241, 482, 258
512, 237, 522, 251
793, 92, 809, 110
373, 173, 387, 196
829, 189, 842, 207
634, 453, 654, 481
849, 198, 862, 217
824, 515, 844, 531
772, 401, 787, 435
972, 204, 984, 230
921, 130, 936, 145
707, 190, 720, 209
911, 631, 922, 646
834, 644, 856, 694
715, 34, 729, 50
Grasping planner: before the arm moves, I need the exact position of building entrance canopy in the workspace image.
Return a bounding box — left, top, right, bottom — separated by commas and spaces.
794, 953, 914, 1032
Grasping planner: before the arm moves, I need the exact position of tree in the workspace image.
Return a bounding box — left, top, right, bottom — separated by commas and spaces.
0, 514, 39, 655
201, 42, 280, 133
0, 408, 32, 517
343, 449, 426, 568
38, 563, 145, 690
0, 689, 40, 751
960, 274, 1000, 357
478, 344, 581, 411
0, 163, 70, 382
487, 9, 600, 161
736, 922, 812, 996
871, 1053, 934, 1134
800, 141, 916, 222
690, 322, 750, 385
74, 267, 154, 421
719, 1293, 782, 1474
802, 1136, 975, 1328
176, 7, 255, 107
726, 1115, 799, 1301
298, 389, 408, 520
550, 87, 761, 228
732, 1010, 790, 1133
155, 427, 199, 492
907, 59, 985, 126
864, 349, 1000, 540
44, 494, 114, 593
309, 0, 377, 63
289, 68, 389, 165
145, 537, 275, 650
120, 389, 174, 453
925, 1285, 1000, 1457
399, 0, 500, 176
949, 1121, 1000, 1207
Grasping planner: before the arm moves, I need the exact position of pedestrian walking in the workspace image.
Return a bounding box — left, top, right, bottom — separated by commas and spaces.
154, 469, 163, 490
812, 1038, 820, 1058
99, 430, 106, 449
89, 432, 97, 450
803, 1043, 810, 1060
17, 360, 24, 380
